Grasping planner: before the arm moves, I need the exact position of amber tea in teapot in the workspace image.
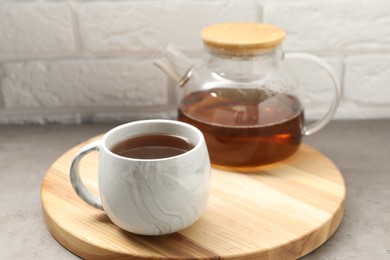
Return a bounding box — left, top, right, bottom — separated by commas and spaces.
155, 22, 340, 170
179, 87, 304, 167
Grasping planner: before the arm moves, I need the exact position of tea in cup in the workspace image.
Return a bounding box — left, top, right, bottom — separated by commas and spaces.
69, 119, 211, 235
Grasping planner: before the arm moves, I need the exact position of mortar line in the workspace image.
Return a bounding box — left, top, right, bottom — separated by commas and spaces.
0, 67, 5, 110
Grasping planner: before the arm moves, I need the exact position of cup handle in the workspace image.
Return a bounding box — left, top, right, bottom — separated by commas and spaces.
69, 140, 103, 210
284, 52, 341, 136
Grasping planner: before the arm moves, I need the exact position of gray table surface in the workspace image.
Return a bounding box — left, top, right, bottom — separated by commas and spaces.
1, 120, 389, 260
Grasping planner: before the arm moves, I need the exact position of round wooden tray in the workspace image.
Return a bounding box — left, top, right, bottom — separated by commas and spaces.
41, 135, 345, 259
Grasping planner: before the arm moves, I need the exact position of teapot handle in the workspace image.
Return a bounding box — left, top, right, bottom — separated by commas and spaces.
284, 52, 341, 136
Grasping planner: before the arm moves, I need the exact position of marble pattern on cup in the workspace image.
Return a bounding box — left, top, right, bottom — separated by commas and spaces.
99, 141, 211, 235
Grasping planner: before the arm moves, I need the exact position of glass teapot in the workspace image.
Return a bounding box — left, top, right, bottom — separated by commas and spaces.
154, 22, 340, 171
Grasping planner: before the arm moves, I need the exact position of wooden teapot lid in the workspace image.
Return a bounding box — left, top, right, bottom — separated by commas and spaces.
201, 22, 285, 54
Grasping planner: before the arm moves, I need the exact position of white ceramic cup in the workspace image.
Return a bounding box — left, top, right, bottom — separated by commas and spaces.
69, 119, 211, 235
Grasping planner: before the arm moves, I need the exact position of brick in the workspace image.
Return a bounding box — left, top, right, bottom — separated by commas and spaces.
0, 113, 82, 125
264, 1, 390, 51
1, 58, 168, 108
334, 101, 390, 119
91, 110, 176, 123
345, 55, 390, 105
0, 2, 75, 53
80, 0, 259, 53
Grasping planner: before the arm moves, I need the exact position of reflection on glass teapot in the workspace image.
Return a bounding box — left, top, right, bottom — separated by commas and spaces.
154, 22, 340, 171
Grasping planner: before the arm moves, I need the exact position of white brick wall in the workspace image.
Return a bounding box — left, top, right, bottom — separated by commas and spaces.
80, 1, 259, 53
2, 58, 167, 108
0, 0, 389, 124
0, 2, 75, 54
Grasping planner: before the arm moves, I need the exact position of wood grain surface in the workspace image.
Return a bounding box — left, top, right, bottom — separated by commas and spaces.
41, 135, 345, 260
201, 22, 285, 54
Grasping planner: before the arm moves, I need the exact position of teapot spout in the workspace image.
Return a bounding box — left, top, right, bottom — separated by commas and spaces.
154, 44, 194, 87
